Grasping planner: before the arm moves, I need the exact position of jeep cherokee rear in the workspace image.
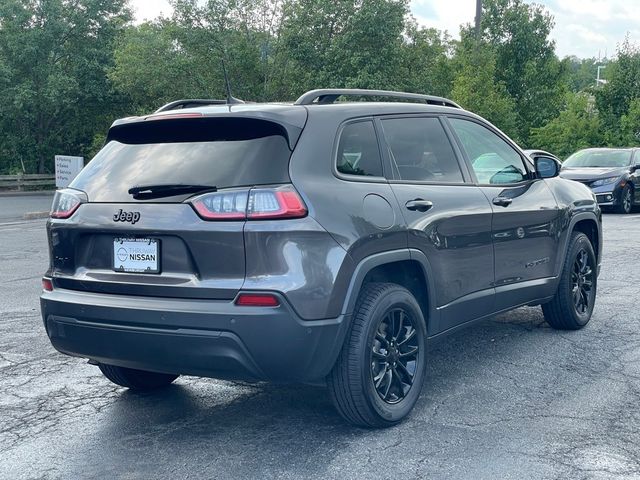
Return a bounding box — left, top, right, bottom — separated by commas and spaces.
41, 89, 602, 427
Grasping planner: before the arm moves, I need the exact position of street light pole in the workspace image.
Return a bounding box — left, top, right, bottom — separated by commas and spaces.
596, 65, 607, 87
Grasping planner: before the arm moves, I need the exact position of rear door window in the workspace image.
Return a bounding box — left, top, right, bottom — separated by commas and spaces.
381, 117, 464, 183
336, 121, 384, 177
71, 118, 293, 202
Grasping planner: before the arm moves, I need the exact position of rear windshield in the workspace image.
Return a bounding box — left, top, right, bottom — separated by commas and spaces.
563, 150, 632, 168
71, 118, 292, 202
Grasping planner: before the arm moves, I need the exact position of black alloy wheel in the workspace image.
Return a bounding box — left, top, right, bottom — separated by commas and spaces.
617, 185, 633, 214
571, 249, 594, 316
371, 308, 420, 404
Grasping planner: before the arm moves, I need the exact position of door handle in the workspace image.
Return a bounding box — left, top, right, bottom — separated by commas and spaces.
492, 196, 513, 207
405, 199, 433, 212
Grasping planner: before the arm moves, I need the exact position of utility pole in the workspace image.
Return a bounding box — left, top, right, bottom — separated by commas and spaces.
475, 0, 483, 40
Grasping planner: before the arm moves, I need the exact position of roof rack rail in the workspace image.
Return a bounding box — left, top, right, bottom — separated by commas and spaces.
155, 99, 233, 113
294, 89, 461, 108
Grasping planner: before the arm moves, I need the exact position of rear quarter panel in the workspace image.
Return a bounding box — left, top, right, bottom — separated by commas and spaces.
283, 108, 409, 319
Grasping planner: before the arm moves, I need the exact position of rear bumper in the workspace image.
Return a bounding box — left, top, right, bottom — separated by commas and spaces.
41, 288, 350, 383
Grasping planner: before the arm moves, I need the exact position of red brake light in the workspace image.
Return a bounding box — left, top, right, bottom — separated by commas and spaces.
190, 185, 307, 221
42, 278, 53, 292
146, 113, 204, 121
50, 189, 86, 219
235, 293, 280, 307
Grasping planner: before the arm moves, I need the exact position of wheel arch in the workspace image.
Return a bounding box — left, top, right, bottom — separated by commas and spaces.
573, 217, 600, 263
340, 249, 438, 335
555, 212, 602, 279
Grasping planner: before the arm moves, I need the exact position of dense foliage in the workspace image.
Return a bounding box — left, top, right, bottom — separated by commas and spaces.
0, 0, 638, 173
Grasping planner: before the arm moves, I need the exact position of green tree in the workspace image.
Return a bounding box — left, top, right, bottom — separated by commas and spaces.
277, 0, 409, 95
595, 38, 640, 145
170, 0, 284, 100
472, 0, 567, 143
111, 0, 288, 108
451, 38, 518, 137
530, 92, 604, 158
399, 23, 454, 98
109, 21, 219, 113
0, 0, 130, 173
619, 98, 640, 146
110, 0, 455, 109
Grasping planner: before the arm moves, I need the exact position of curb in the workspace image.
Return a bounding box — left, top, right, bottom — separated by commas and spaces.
23, 211, 50, 220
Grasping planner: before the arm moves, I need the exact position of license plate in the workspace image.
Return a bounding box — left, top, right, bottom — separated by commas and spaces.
113, 238, 159, 273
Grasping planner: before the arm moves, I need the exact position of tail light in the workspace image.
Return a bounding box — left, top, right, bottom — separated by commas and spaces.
50, 189, 87, 219
190, 185, 307, 221
191, 189, 248, 220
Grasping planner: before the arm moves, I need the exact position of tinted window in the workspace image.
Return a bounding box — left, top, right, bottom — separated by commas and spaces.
336, 121, 383, 177
563, 149, 632, 168
450, 118, 528, 185
71, 118, 292, 202
382, 117, 463, 182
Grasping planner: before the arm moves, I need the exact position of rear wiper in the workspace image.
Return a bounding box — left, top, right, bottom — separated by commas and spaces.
128, 184, 217, 200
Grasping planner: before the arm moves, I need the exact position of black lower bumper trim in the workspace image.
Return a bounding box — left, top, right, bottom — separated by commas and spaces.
47, 316, 265, 381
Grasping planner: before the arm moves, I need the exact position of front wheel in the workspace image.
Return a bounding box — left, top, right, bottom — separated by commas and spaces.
615, 185, 633, 214
542, 232, 597, 330
328, 283, 427, 428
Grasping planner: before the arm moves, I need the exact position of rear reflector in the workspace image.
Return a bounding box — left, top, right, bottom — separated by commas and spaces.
190, 185, 307, 221
42, 278, 53, 292
235, 293, 280, 307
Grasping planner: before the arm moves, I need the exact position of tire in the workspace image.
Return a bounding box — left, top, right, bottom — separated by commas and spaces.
615, 185, 633, 214
542, 232, 597, 330
328, 283, 427, 428
98, 363, 179, 391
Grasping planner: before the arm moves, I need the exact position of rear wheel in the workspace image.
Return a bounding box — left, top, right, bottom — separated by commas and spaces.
615, 185, 633, 214
98, 364, 179, 391
328, 283, 427, 428
542, 232, 597, 330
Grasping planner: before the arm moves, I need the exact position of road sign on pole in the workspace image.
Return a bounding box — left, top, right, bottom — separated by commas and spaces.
54, 155, 84, 188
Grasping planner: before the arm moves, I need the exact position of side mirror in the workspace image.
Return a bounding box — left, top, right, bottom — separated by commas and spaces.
631, 163, 640, 172
534, 156, 561, 179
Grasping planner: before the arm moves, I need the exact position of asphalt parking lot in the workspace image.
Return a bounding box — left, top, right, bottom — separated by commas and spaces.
2, 208, 640, 480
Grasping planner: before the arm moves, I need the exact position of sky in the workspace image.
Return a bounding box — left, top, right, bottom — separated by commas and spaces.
130, 0, 639, 59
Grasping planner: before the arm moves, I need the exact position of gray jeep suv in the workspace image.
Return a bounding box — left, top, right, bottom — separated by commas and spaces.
41, 89, 602, 427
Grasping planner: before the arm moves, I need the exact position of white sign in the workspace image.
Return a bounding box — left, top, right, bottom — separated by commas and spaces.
55, 155, 84, 188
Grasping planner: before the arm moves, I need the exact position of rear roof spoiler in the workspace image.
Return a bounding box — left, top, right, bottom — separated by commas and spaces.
109, 111, 307, 150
